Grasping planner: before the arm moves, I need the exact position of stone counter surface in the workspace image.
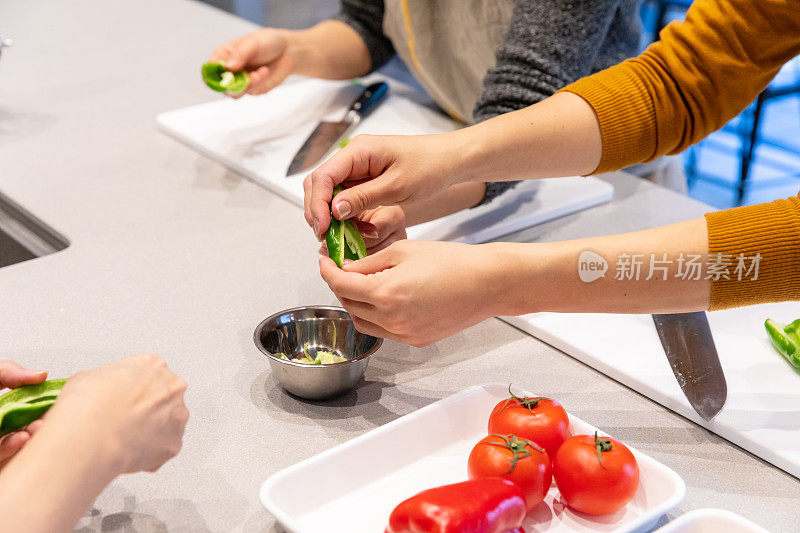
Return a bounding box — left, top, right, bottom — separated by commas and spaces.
0, 0, 797, 531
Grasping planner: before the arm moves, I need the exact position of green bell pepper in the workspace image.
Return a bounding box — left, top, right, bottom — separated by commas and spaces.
325, 186, 367, 267
0, 379, 66, 436
765, 318, 800, 369
201, 62, 249, 94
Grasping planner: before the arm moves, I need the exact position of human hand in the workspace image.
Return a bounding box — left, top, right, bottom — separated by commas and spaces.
318, 240, 511, 347
0, 360, 47, 469
209, 28, 295, 98
304, 133, 473, 239
356, 206, 408, 253
49, 354, 189, 474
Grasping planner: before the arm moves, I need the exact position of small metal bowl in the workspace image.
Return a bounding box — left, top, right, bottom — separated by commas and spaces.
254, 306, 383, 400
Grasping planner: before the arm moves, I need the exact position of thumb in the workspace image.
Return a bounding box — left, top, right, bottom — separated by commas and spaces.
0, 361, 47, 389
223, 35, 262, 71
342, 247, 399, 274
223, 51, 246, 71
333, 171, 404, 220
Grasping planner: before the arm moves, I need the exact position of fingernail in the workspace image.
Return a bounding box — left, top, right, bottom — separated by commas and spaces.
313, 219, 320, 237
363, 230, 379, 239
336, 201, 351, 219
35, 371, 47, 376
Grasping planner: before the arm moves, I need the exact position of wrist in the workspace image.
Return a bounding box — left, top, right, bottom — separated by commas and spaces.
481, 242, 560, 316
448, 127, 488, 185
43, 400, 129, 477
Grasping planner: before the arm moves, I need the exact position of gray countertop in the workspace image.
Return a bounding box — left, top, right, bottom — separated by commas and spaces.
0, 0, 797, 531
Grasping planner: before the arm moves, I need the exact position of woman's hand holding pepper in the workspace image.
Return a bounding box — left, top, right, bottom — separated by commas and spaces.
209, 21, 374, 99
209, 29, 295, 98
305, 133, 473, 239
318, 240, 517, 347
0, 354, 190, 533
0, 360, 47, 469
50, 353, 189, 473
317, 206, 408, 255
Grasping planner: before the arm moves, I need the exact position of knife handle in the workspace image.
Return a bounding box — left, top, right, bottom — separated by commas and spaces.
350, 82, 389, 119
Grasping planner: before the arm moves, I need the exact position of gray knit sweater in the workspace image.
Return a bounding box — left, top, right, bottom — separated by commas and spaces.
336, 0, 641, 204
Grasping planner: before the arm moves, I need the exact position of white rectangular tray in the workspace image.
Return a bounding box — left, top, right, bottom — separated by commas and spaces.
260, 383, 685, 533
655, 509, 770, 533
157, 76, 613, 244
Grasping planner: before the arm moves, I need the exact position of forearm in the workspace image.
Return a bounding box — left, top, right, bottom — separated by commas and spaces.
287, 20, 372, 79
454, 92, 603, 184
0, 415, 123, 532
491, 218, 711, 315
403, 182, 486, 226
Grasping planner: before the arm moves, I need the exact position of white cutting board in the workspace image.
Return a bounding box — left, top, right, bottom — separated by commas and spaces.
156, 76, 612, 243
502, 302, 800, 478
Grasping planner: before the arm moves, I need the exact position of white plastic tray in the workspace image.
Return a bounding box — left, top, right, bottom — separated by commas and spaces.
260, 383, 685, 532
655, 509, 770, 533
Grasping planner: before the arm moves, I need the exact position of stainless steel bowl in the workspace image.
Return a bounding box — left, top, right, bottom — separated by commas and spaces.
253, 306, 383, 400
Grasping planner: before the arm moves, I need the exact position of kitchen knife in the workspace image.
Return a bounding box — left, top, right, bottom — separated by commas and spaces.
652, 312, 727, 421
286, 81, 389, 176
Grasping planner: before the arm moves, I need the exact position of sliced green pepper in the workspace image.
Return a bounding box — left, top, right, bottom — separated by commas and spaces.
785, 319, 800, 335
325, 186, 367, 267
201, 62, 249, 94
0, 379, 66, 436
326, 217, 347, 267
343, 219, 367, 259
765, 318, 800, 369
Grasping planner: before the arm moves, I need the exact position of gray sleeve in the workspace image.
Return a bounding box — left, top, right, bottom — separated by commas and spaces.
333, 0, 395, 72
473, 0, 625, 206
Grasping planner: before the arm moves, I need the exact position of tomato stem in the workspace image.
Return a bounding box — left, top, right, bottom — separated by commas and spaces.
502, 383, 551, 413
485, 433, 544, 474
593, 431, 613, 470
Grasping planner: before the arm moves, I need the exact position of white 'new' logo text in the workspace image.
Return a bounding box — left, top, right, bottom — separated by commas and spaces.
578, 250, 608, 282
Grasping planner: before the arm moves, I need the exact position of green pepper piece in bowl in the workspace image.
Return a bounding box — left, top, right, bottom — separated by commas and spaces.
201, 62, 249, 94
0, 379, 67, 436
325, 186, 367, 267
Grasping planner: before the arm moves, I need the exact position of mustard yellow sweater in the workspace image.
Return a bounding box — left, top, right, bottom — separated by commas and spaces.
561, 0, 800, 310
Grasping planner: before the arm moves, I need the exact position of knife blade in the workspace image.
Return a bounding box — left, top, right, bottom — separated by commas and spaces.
652, 311, 727, 421
286, 81, 389, 176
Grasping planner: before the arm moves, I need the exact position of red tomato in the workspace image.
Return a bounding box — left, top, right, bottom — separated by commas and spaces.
488, 387, 570, 459
553, 433, 639, 515
467, 433, 552, 510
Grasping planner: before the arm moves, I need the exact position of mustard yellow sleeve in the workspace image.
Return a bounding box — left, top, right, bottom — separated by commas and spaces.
560, 0, 800, 173
704, 195, 800, 310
